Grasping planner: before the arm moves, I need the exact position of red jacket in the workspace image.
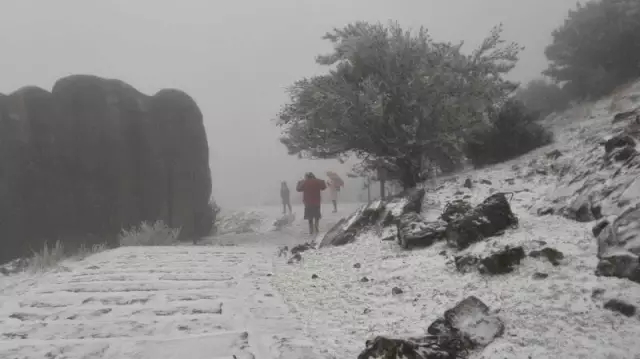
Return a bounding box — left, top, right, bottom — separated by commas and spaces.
296, 178, 326, 206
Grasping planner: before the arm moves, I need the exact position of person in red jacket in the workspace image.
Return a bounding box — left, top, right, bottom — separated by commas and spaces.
296, 172, 327, 235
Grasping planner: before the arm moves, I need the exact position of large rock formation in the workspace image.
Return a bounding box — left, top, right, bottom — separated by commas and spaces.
0, 75, 212, 263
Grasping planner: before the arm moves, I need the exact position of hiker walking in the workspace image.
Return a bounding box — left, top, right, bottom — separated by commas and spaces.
327, 180, 340, 213
280, 181, 292, 214
296, 172, 326, 235
326, 171, 344, 213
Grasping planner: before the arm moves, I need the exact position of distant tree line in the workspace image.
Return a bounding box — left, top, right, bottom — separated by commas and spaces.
517, 0, 640, 117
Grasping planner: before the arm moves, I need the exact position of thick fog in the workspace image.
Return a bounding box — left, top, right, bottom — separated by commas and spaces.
0, 0, 578, 209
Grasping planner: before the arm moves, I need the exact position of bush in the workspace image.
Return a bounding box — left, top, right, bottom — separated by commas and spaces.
27, 240, 106, 273
464, 99, 554, 167
118, 220, 181, 246
514, 78, 571, 118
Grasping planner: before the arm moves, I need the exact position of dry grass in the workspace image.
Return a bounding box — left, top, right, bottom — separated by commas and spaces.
27, 240, 106, 273
118, 220, 181, 246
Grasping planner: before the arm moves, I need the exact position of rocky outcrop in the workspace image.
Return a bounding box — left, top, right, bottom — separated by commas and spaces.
396, 213, 447, 249
357, 296, 504, 359
319, 200, 386, 247
0, 75, 212, 263
320, 188, 425, 248
445, 193, 518, 250
594, 203, 640, 283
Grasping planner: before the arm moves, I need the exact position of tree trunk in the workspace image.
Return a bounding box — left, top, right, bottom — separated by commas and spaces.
379, 179, 386, 200
398, 160, 419, 190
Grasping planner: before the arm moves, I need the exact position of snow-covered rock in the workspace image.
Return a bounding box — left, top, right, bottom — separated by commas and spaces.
396, 213, 447, 249
356, 296, 503, 359
445, 193, 518, 250
595, 202, 640, 283
319, 188, 426, 248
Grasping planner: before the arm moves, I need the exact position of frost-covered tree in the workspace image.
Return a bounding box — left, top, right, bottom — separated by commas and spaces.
276, 22, 521, 189
544, 0, 640, 99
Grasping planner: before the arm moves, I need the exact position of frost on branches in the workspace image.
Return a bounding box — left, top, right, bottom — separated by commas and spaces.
276, 21, 522, 189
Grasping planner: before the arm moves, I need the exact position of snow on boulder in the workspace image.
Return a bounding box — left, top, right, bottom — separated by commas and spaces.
560, 193, 601, 223
396, 212, 447, 249
357, 296, 503, 359
319, 200, 386, 247
381, 188, 426, 226
440, 199, 473, 223
320, 189, 426, 248
437, 296, 505, 347
595, 203, 640, 283
445, 193, 518, 250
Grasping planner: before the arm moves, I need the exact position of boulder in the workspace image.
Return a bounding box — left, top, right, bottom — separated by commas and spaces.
595, 203, 640, 283
479, 246, 526, 274
603, 299, 636, 317
546, 149, 563, 160
319, 200, 385, 247
396, 213, 447, 249
612, 108, 639, 123
455, 246, 525, 275
604, 134, 635, 153
290, 242, 314, 255
529, 247, 565, 266
440, 199, 473, 223
357, 296, 503, 359
320, 189, 425, 248
603, 134, 636, 163
382, 188, 426, 226
561, 193, 599, 223
463, 178, 473, 189
356, 336, 456, 359
445, 193, 518, 250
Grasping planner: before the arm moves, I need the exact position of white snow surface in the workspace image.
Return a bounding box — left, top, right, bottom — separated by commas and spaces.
0, 204, 361, 359
3, 83, 640, 359
270, 85, 640, 359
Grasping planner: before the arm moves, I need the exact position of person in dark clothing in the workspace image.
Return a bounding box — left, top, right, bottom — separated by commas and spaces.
280, 181, 292, 214
296, 172, 326, 235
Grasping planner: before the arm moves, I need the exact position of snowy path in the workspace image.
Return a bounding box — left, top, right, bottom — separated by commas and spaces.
0, 203, 359, 359
0, 247, 320, 359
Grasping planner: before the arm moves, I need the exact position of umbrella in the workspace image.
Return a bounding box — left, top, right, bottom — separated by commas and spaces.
326, 171, 344, 187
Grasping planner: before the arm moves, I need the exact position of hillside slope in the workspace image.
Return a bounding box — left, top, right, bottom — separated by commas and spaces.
272, 81, 640, 358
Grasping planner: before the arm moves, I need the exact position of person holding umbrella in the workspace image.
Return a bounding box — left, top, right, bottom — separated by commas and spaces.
326, 171, 344, 213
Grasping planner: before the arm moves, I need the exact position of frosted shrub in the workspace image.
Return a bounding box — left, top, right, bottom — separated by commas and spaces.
26, 240, 107, 273
119, 220, 181, 246
28, 240, 66, 273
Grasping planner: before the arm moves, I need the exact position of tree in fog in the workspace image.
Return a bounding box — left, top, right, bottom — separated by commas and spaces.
544, 0, 640, 100
514, 78, 571, 118
276, 22, 521, 189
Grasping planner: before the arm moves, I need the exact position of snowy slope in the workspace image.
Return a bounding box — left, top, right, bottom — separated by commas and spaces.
271, 82, 640, 358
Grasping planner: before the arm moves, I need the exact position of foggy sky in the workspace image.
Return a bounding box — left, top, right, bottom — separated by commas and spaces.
0, 0, 578, 209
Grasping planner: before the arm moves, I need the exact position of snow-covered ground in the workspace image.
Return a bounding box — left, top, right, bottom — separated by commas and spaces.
0, 203, 360, 359
3, 83, 640, 358
270, 85, 640, 358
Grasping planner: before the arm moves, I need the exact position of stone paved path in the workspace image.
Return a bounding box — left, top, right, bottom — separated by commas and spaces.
0, 245, 324, 359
